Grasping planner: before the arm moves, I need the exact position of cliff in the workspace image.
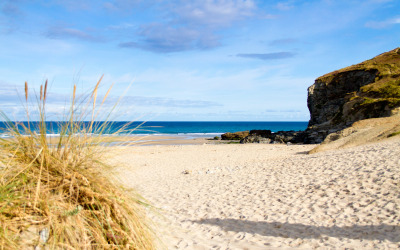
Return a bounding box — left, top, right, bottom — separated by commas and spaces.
306, 47, 400, 143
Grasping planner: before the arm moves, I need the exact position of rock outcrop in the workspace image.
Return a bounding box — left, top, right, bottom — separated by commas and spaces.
240, 130, 306, 144
241, 135, 271, 144
221, 131, 249, 140
306, 47, 400, 143
222, 48, 400, 146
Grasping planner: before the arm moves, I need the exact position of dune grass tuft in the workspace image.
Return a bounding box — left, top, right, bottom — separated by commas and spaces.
0, 79, 154, 249
388, 130, 400, 137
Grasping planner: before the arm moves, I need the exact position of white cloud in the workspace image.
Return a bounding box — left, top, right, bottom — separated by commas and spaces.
120, 23, 220, 52
120, 0, 258, 53
237, 52, 296, 60
45, 27, 104, 42
171, 0, 256, 27
366, 16, 400, 28
103, 0, 142, 11
52, 0, 100, 10
120, 96, 222, 108
268, 38, 298, 46
106, 23, 136, 30
367, 0, 394, 3
276, 2, 294, 11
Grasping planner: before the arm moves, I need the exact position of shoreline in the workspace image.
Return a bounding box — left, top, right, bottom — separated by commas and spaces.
105, 135, 215, 146
0, 133, 220, 146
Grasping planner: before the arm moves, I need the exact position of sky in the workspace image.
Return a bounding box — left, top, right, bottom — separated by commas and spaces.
0, 0, 399, 121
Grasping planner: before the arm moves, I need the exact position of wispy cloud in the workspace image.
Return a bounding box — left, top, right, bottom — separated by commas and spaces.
0, 84, 20, 103
0, 83, 72, 107
45, 27, 103, 42
365, 16, 400, 28
1, 1, 21, 16
276, 1, 294, 11
1, 0, 260, 52
264, 109, 301, 113
106, 23, 136, 31
0, 0, 24, 33
52, 0, 100, 11
103, 0, 142, 12
237, 52, 296, 60
0, 81, 221, 119
120, 23, 220, 53
121, 96, 222, 108
268, 38, 298, 46
120, 0, 257, 53
367, 0, 394, 3
169, 0, 255, 28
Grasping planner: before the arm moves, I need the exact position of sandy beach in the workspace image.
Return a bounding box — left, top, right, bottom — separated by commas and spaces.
108, 138, 400, 249
97, 135, 212, 146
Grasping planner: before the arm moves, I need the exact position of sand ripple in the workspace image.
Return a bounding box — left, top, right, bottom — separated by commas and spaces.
111, 139, 400, 249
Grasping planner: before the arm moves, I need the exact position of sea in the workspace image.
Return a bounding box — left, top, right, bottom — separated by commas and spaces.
0, 121, 308, 139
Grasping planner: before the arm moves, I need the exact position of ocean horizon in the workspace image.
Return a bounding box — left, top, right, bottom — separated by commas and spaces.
0, 121, 308, 138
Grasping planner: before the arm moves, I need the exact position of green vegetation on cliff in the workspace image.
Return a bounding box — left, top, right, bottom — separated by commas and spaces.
306, 48, 400, 144
319, 48, 400, 109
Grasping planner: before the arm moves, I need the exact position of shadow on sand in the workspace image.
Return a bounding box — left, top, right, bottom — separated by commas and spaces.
191, 218, 400, 242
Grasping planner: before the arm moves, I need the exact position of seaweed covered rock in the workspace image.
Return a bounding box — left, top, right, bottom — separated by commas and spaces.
241, 135, 271, 144
306, 47, 400, 143
221, 131, 249, 140
240, 130, 306, 144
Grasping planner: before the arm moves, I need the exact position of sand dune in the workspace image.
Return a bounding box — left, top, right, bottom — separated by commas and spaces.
109, 139, 400, 249
310, 115, 400, 154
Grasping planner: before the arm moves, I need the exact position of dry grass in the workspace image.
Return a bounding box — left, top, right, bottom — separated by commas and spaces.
0, 78, 154, 249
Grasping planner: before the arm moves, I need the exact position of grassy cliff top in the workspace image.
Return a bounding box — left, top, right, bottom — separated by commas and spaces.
317, 47, 400, 83
317, 48, 400, 108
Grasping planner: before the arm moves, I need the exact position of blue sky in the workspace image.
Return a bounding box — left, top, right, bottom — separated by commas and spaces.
0, 0, 399, 121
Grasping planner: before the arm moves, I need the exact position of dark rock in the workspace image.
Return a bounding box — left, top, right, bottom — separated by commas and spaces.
273, 130, 307, 144
240, 135, 271, 144
249, 130, 272, 137
221, 131, 249, 140
307, 70, 378, 128
241, 130, 307, 144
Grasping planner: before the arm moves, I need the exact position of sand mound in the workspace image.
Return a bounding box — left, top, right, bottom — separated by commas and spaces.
309, 114, 400, 154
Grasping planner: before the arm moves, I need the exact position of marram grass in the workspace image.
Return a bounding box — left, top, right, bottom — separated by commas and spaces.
0, 78, 155, 249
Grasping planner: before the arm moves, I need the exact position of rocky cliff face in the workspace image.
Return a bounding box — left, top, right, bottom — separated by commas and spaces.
306, 48, 400, 143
